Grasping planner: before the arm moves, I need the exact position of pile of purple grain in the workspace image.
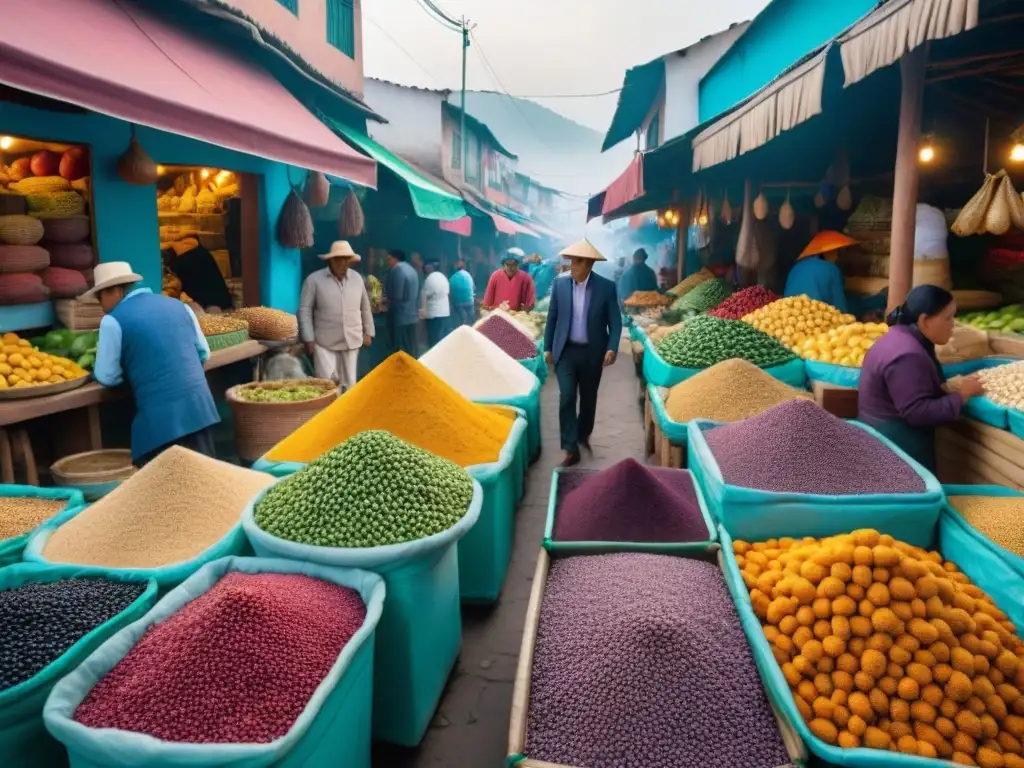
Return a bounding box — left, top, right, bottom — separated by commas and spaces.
475, 315, 538, 360
553, 460, 709, 544
526, 553, 791, 768
702, 399, 926, 495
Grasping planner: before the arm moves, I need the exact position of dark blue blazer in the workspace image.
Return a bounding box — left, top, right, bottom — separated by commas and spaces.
544, 272, 622, 363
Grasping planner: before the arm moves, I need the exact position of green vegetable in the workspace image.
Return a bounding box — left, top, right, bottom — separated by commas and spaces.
70, 331, 98, 357
671, 278, 733, 315
237, 385, 327, 403
254, 430, 474, 548
655, 315, 796, 369
43, 329, 74, 350
30, 336, 47, 349
77, 352, 96, 370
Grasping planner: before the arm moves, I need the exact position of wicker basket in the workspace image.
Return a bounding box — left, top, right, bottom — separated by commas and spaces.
0, 245, 49, 273
40, 215, 90, 244
51, 449, 136, 500
205, 328, 250, 351
227, 379, 338, 462
54, 298, 104, 331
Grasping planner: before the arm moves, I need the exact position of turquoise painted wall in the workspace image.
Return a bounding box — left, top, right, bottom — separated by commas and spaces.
698, 0, 878, 122
0, 101, 303, 313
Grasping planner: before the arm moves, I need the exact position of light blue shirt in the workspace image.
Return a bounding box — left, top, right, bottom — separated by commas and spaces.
449, 269, 475, 306
569, 274, 590, 344
94, 288, 210, 386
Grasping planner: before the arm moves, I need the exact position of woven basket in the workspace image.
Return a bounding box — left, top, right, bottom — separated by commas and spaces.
0, 215, 44, 246
0, 245, 49, 273
206, 328, 250, 351
54, 298, 104, 331
913, 257, 952, 290
48, 243, 94, 270
227, 378, 338, 462
51, 449, 136, 499
40, 215, 90, 244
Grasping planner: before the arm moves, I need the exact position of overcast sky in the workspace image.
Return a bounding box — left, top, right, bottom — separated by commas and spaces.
363, 0, 771, 132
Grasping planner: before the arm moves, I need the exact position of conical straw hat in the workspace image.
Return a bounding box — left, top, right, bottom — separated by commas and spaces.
559, 239, 607, 262
798, 230, 859, 260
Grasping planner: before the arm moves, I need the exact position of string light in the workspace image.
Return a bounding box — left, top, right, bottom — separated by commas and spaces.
918, 143, 935, 164
1011, 144, 1024, 163
156, 165, 166, 175
200, 168, 211, 179
0, 137, 12, 151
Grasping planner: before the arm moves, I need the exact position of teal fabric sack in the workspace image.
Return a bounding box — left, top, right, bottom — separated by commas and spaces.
687, 419, 944, 548
476, 379, 542, 462
0, 486, 85, 567
1009, 409, 1024, 440
943, 483, 1024, 579
242, 482, 481, 747
23, 513, 252, 591
44, 556, 384, 768
961, 394, 1009, 430
803, 360, 860, 388
460, 417, 527, 602
942, 356, 1016, 378
0, 563, 156, 768
643, 336, 808, 389
720, 523, 1023, 767
628, 324, 644, 342
542, 467, 718, 555
647, 383, 688, 445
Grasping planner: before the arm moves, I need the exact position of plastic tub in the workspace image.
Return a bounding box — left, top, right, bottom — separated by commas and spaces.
719, 522, 1024, 767
242, 482, 481, 747
0, 485, 85, 567
643, 335, 808, 389
44, 556, 383, 768
476, 378, 542, 463
803, 360, 861, 388
647, 383, 688, 447
542, 466, 717, 555
687, 418, 944, 548
0, 564, 157, 768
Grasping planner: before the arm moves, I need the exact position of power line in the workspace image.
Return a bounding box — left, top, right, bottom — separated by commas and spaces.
417, 0, 462, 29
364, 15, 443, 87
503, 87, 624, 100
413, 0, 461, 32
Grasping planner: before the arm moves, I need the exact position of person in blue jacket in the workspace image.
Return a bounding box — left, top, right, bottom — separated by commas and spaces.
784, 231, 857, 313
544, 240, 622, 467
617, 248, 659, 304
86, 261, 219, 466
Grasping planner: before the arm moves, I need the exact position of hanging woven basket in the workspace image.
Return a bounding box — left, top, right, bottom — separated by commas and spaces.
116, 126, 158, 186
277, 189, 314, 248
304, 170, 330, 208
339, 189, 365, 237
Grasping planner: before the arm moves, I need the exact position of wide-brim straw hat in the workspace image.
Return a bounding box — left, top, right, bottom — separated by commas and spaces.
319, 240, 362, 262
798, 230, 859, 260
559, 239, 607, 262
80, 261, 143, 300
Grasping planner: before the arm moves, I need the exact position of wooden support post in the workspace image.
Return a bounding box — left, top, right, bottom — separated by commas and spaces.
239, 172, 262, 309
888, 46, 929, 313
675, 205, 687, 284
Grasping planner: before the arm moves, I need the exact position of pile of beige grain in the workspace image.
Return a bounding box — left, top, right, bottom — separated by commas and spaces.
948, 494, 1024, 556
42, 447, 273, 568
664, 358, 812, 423
0, 496, 68, 539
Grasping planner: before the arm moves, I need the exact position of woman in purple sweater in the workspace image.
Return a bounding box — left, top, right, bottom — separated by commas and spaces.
858, 285, 985, 471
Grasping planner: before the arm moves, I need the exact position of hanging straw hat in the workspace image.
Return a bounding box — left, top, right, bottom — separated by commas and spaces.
80, 261, 143, 300
319, 240, 362, 262
798, 231, 859, 260
559, 239, 607, 262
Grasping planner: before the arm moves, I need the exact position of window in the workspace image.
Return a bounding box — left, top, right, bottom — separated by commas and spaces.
488, 153, 503, 190
466, 133, 481, 185
646, 110, 661, 150
326, 0, 355, 57
451, 129, 462, 170
276, 0, 298, 13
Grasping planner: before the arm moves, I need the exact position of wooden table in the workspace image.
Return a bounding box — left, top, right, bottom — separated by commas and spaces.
0, 341, 267, 482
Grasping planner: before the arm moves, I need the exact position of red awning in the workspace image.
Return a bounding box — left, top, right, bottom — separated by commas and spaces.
439, 217, 472, 237
490, 212, 539, 238
0, 0, 377, 187
601, 153, 644, 215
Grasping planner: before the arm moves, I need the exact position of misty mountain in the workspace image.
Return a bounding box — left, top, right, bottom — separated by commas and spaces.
458, 91, 634, 199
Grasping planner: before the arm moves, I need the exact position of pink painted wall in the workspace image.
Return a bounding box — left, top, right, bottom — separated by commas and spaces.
212, 0, 363, 95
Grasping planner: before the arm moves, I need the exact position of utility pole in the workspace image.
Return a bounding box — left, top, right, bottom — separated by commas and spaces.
461, 17, 469, 184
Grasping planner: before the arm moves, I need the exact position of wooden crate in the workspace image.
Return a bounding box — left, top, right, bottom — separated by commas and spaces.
54, 298, 103, 331
936, 418, 1024, 489
810, 380, 859, 419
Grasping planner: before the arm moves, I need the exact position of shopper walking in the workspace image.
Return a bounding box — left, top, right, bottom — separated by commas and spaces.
298, 240, 374, 393
384, 249, 420, 356
422, 260, 452, 348
544, 240, 622, 467
87, 261, 219, 465
449, 260, 476, 326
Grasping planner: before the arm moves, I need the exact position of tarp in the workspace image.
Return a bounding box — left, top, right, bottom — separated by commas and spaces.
601, 153, 645, 215
490, 212, 539, 238
0, 0, 377, 186
324, 118, 468, 221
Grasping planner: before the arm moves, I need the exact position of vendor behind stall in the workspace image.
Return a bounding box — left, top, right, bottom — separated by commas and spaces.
858, 285, 985, 472
482, 248, 536, 311
784, 231, 854, 313
87, 262, 219, 466
617, 248, 659, 304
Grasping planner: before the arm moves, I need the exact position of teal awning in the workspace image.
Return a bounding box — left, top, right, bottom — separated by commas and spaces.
324, 118, 469, 221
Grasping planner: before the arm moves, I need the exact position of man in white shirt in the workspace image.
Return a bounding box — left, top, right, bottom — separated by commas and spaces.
422, 259, 451, 349
298, 240, 374, 392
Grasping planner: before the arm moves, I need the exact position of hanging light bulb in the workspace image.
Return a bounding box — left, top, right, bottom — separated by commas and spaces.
200, 168, 211, 179
1011, 144, 1024, 163
919, 143, 935, 164
698, 212, 708, 226
0, 137, 12, 151
156, 165, 166, 175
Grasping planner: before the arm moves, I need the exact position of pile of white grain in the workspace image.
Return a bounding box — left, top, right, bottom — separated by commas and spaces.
420, 325, 538, 398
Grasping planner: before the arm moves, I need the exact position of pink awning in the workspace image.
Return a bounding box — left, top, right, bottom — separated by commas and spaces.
0, 0, 377, 187
439, 217, 472, 237
601, 153, 645, 215
490, 212, 539, 238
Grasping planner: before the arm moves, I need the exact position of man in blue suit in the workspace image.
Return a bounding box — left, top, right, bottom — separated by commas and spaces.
544, 240, 623, 467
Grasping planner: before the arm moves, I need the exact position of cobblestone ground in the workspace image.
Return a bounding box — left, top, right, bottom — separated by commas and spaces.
372, 338, 645, 767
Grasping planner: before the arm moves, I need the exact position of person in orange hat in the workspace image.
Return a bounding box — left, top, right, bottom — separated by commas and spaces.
783, 230, 857, 313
